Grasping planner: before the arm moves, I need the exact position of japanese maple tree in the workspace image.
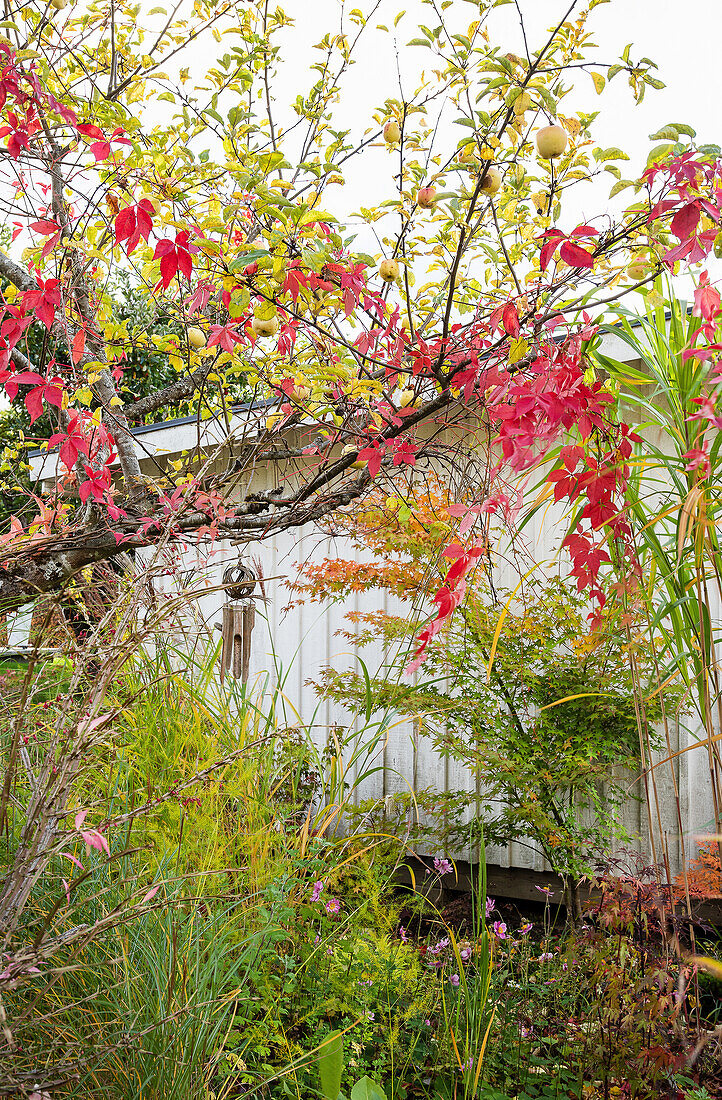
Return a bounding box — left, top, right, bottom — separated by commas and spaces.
288, 479, 671, 915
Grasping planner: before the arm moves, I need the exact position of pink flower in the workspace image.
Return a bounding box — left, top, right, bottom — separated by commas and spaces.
310, 880, 324, 902
485, 896, 496, 918
449, 973, 460, 986
693, 270, 721, 321
325, 897, 341, 914
492, 921, 507, 940
683, 446, 710, 477
519, 921, 533, 936
434, 857, 453, 875
689, 394, 722, 430
399, 925, 409, 943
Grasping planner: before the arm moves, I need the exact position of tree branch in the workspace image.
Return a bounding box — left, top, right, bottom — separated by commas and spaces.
123, 361, 218, 422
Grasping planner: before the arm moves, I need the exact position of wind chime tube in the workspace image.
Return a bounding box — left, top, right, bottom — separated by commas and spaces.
221, 601, 256, 684
242, 603, 255, 682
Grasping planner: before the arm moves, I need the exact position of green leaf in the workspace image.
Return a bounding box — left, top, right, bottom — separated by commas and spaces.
648, 125, 680, 142
318, 1031, 344, 1100
227, 249, 270, 271
669, 121, 697, 138
609, 179, 634, 197
351, 1078, 387, 1100
536, 86, 557, 115
646, 143, 674, 165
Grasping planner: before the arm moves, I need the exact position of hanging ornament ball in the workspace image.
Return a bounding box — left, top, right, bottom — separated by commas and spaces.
223, 563, 256, 600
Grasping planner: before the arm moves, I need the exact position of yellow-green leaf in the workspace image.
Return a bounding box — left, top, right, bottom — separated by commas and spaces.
591, 71, 605, 95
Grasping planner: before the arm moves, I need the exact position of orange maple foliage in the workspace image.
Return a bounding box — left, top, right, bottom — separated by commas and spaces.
673, 840, 722, 901
289, 477, 475, 609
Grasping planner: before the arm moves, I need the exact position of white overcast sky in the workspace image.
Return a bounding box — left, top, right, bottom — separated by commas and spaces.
275, 0, 722, 179
256, 0, 722, 289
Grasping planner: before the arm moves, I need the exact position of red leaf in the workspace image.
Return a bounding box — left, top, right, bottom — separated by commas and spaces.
693, 271, 721, 321
77, 123, 105, 139
30, 219, 60, 235
569, 224, 600, 238
115, 201, 154, 255
357, 445, 385, 477
539, 232, 564, 271
153, 232, 194, 289
177, 249, 193, 281
90, 140, 112, 161
670, 201, 701, 242
72, 328, 86, 365
40, 231, 61, 259
502, 302, 520, 338
44, 379, 64, 409
24, 387, 43, 423
559, 240, 594, 269
8, 370, 43, 385
207, 324, 244, 353
159, 251, 178, 288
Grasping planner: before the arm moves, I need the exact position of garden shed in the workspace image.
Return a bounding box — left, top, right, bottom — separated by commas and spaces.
21, 325, 719, 899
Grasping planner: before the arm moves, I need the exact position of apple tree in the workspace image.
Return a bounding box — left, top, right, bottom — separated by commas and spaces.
0, 0, 719, 652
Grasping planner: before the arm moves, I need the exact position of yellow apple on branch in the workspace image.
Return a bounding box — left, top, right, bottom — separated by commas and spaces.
252, 316, 279, 338
379, 258, 399, 282
383, 120, 401, 144
417, 186, 436, 209
187, 327, 207, 349
480, 166, 502, 196
536, 125, 568, 160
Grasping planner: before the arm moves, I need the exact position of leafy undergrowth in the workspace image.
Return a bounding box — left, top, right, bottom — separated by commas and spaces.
2, 650, 721, 1100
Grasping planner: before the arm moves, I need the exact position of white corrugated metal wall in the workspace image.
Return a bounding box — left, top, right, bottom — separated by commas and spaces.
160, 482, 711, 881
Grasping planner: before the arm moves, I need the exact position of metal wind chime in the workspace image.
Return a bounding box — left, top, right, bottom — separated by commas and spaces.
219, 562, 257, 683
